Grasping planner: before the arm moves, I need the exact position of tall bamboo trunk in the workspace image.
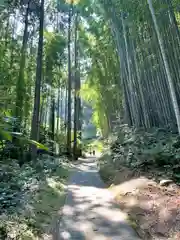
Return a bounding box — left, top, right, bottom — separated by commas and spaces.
109, 19, 132, 125
73, 13, 78, 159
147, 0, 180, 134
15, 0, 30, 130
51, 92, 55, 152
64, 85, 68, 133
57, 83, 61, 133
30, 0, 45, 159
40, 94, 45, 125
77, 76, 82, 156
166, 0, 180, 44
60, 87, 63, 128
44, 93, 49, 129
67, 5, 72, 155
121, 13, 138, 126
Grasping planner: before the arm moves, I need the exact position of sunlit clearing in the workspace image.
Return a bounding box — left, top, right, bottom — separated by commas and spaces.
65, 0, 80, 4
63, 205, 74, 216
61, 231, 71, 239
95, 207, 128, 222
47, 177, 65, 190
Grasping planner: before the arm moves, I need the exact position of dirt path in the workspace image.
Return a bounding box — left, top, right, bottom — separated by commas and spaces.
55, 157, 140, 240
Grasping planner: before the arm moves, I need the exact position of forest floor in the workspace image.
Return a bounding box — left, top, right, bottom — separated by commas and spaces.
0, 156, 71, 239
57, 156, 140, 240
99, 154, 180, 240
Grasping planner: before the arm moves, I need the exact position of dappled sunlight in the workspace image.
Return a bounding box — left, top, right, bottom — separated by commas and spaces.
63, 205, 74, 216
74, 159, 99, 173
61, 230, 71, 239
58, 157, 140, 239
94, 206, 128, 222
109, 173, 156, 194
47, 177, 66, 191
114, 178, 180, 239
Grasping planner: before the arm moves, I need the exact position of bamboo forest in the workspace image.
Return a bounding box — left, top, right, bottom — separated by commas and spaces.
0, 0, 180, 239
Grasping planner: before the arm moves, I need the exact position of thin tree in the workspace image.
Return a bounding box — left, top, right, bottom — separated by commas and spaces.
147, 0, 180, 134
15, 0, 31, 130
73, 12, 78, 159
30, 0, 45, 159
67, 3, 72, 155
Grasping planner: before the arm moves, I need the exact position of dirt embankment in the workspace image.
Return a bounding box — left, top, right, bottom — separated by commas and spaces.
100, 163, 180, 239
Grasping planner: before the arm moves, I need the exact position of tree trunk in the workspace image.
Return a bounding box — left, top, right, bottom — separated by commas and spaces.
30, 0, 44, 160
40, 93, 45, 125
67, 5, 72, 156
64, 85, 68, 132
44, 93, 49, 129
15, 0, 30, 130
147, 0, 180, 134
73, 13, 78, 159
51, 91, 55, 152
57, 82, 61, 133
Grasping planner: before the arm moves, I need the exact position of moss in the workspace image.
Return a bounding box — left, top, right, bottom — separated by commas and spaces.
127, 215, 138, 229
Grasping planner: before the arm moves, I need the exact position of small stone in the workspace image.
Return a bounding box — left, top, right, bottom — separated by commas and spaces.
93, 228, 98, 232
159, 179, 173, 186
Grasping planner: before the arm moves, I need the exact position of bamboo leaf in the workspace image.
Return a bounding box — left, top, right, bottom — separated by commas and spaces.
0, 129, 12, 141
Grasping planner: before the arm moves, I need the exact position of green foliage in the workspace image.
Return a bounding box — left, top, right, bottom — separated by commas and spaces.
0, 0, 8, 8
0, 157, 70, 239
98, 151, 114, 183
45, 31, 66, 83
1, 0, 180, 236
0, 161, 34, 211
88, 139, 105, 153
109, 126, 180, 182
79, 13, 122, 136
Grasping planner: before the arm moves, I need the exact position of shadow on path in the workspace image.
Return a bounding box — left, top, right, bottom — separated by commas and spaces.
55, 158, 141, 240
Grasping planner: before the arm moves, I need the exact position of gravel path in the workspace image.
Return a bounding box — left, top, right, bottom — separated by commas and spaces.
57, 157, 141, 240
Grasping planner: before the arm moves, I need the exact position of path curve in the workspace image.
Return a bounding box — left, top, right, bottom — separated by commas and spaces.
57, 157, 141, 240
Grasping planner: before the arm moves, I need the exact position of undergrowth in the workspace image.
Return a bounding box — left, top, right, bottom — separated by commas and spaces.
98, 126, 180, 239
98, 126, 180, 184
0, 156, 70, 239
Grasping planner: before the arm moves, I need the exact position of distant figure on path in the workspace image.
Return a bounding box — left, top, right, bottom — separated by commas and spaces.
93, 150, 95, 156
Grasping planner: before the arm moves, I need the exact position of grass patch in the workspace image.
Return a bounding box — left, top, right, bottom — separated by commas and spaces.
98, 151, 115, 185
92, 140, 105, 152
28, 180, 66, 235
127, 215, 138, 229
126, 215, 145, 238
0, 157, 71, 240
